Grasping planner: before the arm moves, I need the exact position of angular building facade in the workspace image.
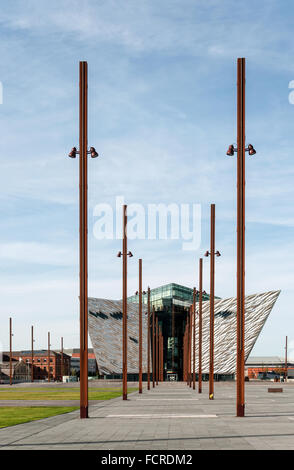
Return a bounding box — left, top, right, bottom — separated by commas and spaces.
88, 283, 280, 380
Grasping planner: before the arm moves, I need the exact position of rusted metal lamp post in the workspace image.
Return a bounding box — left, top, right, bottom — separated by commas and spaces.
138, 260, 143, 393
68, 61, 99, 418
31, 326, 34, 382
156, 316, 159, 385
285, 336, 288, 382
160, 330, 164, 382
172, 304, 175, 372
183, 327, 186, 382
159, 327, 163, 381
9, 318, 13, 386
183, 322, 188, 382
198, 258, 203, 394
152, 307, 155, 388
192, 287, 196, 390
226, 58, 256, 417
162, 331, 164, 381
61, 337, 64, 381
204, 203, 221, 400
188, 305, 192, 387
147, 287, 151, 390
134, 259, 143, 393
48, 332, 51, 383
158, 327, 162, 382
185, 313, 190, 386
117, 204, 133, 400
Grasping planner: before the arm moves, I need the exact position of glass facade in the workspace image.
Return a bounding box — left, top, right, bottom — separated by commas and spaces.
128, 283, 211, 380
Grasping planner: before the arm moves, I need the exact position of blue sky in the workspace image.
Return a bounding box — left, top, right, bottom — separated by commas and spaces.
0, 0, 293, 357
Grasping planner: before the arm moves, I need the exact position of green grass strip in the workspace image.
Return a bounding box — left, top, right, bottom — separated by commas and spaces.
0, 406, 78, 428
0, 387, 138, 401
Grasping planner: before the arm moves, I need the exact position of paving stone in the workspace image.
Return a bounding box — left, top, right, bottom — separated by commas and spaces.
0, 381, 294, 450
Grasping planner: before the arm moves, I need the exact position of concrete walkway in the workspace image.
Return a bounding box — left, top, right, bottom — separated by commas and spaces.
0, 381, 294, 450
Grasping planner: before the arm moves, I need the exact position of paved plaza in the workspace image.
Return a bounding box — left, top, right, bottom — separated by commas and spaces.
0, 381, 294, 450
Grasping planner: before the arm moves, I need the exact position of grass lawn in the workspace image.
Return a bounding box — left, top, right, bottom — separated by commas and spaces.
0, 387, 138, 401
0, 406, 78, 428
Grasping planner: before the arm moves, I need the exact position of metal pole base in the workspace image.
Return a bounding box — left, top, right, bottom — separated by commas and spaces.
237, 404, 245, 417
123, 394, 127, 400
80, 406, 88, 419
139, 389, 142, 394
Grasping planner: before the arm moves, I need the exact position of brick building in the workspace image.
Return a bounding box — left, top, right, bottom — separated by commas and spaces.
3, 350, 71, 381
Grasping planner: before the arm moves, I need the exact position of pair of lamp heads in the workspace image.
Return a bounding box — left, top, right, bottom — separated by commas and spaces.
68, 146, 98, 158
204, 250, 221, 257
117, 251, 133, 258
226, 144, 256, 156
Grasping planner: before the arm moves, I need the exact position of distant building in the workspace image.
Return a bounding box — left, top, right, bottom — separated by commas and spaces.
63, 348, 98, 376
2, 350, 71, 381
0, 358, 31, 383
246, 356, 294, 379
88, 283, 280, 380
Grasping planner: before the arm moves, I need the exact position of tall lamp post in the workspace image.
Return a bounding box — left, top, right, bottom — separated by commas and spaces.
138, 259, 143, 394
198, 258, 203, 394
204, 203, 221, 400
31, 326, 34, 382
117, 204, 133, 400
226, 57, 256, 417
61, 337, 64, 382
285, 336, 288, 382
156, 316, 159, 385
188, 305, 192, 387
147, 287, 151, 390
192, 287, 196, 390
9, 318, 13, 386
183, 322, 188, 382
152, 307, 155, 388
159, 327, 163, 381
48, 332, 51, 383
134, 259, 145, 394
68, 61, 99, 418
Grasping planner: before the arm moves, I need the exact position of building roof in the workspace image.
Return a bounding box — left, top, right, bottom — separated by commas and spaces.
246, 356, 294, 366
127, 282, 212, 305
3, 350, 70, 358
62, 348, 95, 355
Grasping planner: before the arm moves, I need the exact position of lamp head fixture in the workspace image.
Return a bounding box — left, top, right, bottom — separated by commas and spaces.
89, 146, 99, 158
226, 144, 235, 156
246, 144, 256, 155
68, 147, 78, 158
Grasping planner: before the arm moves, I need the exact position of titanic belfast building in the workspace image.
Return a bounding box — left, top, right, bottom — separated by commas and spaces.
88, 283, 280, 381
